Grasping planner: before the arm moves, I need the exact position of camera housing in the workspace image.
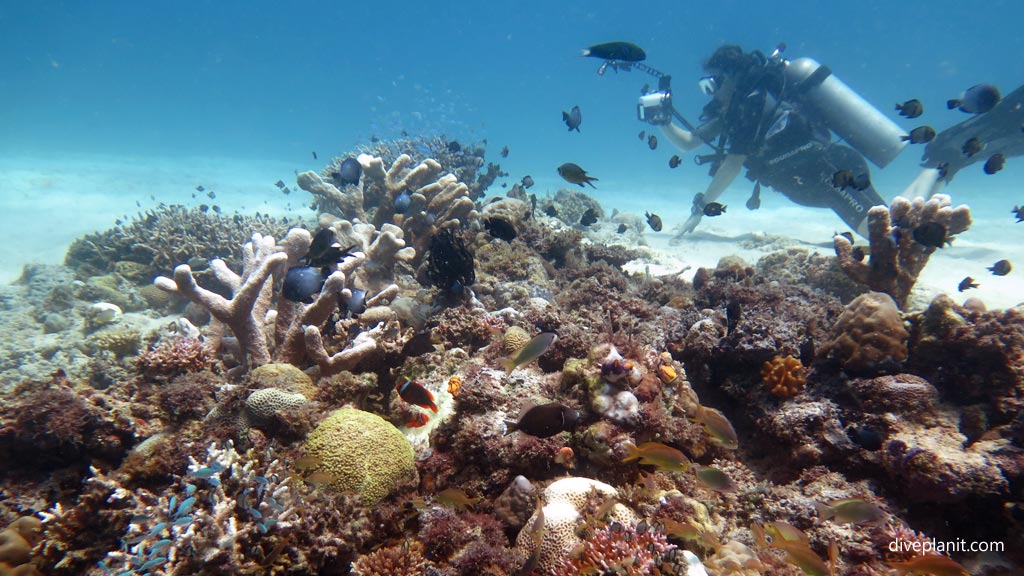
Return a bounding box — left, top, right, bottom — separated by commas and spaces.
637, 91, 672, 124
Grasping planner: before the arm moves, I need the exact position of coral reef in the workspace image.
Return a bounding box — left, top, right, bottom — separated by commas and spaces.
833, 194, 971, 309
820, 292, 909, 376
303, 408, 417, 505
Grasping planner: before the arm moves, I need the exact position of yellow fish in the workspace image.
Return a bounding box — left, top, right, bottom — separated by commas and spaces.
436, 487, 480, 510
691, 405, 739, 450
622, 441, 690, 472
694, 465, 738, 493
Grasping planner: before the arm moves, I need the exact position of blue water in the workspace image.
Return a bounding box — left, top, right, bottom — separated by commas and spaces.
1, 0, 1021, 224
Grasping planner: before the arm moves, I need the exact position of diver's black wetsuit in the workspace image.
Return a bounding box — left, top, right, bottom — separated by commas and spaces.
706, 62, 885, 232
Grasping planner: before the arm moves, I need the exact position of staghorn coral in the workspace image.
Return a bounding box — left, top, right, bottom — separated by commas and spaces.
761, 355, 806, 398
833, 194, 971, 309
303, 408, 417, 505
820, 292, 908, 376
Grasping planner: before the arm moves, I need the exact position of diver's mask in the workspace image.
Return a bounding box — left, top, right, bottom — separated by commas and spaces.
698, 75, 719, 96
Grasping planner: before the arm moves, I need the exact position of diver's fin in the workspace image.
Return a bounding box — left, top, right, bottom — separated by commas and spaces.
922, 84, 1024, 181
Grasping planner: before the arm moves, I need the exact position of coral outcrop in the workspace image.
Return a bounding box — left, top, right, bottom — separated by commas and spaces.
512, 477, 637, 575
761, 355, 806, 398
833, 194, 971, 309
303, 408, 416, 505
820, 292, 908, 376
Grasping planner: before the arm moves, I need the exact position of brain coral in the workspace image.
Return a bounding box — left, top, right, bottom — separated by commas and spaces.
304, 408, 416, 505
821, 291, 908, 376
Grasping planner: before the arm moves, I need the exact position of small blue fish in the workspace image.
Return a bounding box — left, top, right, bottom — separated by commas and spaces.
193, 464, 223, 478
184, 484, 197, 496
138, 557, 167, 571
333, 157, 362, 186
175, 496, 197, 517
172, 516, 194, 526
283, 266, 327, 303
149, 539, 173, 554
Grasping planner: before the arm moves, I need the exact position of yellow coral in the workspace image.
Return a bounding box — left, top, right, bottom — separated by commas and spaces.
761, 355, 806, 398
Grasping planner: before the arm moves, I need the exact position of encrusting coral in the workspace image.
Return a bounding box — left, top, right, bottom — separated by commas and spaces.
833, 194, 971, 309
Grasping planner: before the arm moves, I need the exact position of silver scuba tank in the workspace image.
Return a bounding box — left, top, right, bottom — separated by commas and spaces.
783, 57, 907, 168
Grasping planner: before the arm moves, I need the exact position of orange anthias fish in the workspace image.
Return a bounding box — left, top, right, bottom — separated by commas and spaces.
888, 555, 969, 576
396, 379, 438, 412
436, 487, 481, 511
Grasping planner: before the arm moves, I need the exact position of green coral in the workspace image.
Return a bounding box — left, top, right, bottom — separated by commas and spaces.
251, 363, 317, 400
304, 408, 416, 505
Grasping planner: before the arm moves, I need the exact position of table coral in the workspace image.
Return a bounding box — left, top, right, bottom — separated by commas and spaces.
821, 292, 908, 376
303, 408, 416, 505
833, 194, 971, 309
761, 355, 806, 398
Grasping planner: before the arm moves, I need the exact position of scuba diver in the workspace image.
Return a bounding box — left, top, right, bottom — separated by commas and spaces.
585, 40, 1024, 237
636, 43, 907, 237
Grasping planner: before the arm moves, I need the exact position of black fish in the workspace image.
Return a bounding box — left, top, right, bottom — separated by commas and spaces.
948, 83, 1001, 114
838, 231, 855, 244
581, 41, 646, 62
703, 202, 726, 217
912, 222, 949, 248
195, 185, 205, 192
895, 99, 924, 119
484, 216, 517, 241
851, 246, 867, 262
312, 151, 318, 160
504, 403, 580, 438
746, 182, 761, 210
283, 266, 326, 303
832, 169, 871, 191
984, 153, 1006, 175
647, 134, 658, 150
207, 191, 216, 199
558, 163, 598, 188
333, 157, 362, 186
669, 155, 681, 169
401, 331, 436, 357
988, 259, 1012, 276
340, 289, 367, 315
1012, 205, 1024, 223
275, 180, 286, 189
846, 425, 884, 451
529, 194, 537, 218
579, 208, 598, 226
962, 137, 984, 158
958, 277, 979, 292
900, 126, 936, 144
501, 145, 509, 158
616, 223, 628, 234
521, 175, 535, 189
638, 130, 646, 141
562, 105, 582, 132
543, 205, 558, 218
447, 140, 462, 153
645, 211, 662, 231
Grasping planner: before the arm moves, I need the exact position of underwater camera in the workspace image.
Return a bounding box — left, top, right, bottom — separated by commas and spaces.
638, 75, 674, 125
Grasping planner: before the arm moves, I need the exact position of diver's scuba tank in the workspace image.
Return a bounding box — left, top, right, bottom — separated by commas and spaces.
783, 57, 906, 168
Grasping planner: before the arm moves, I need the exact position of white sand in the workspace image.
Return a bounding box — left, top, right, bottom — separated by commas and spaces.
1, 155, 1020, 311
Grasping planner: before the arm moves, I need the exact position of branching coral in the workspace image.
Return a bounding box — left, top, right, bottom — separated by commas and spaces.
135, 337, 215, 379
761, 355, 806, 398
833, 194, 971, 309
350, 541, 434, 576
558, 522, 677, 576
